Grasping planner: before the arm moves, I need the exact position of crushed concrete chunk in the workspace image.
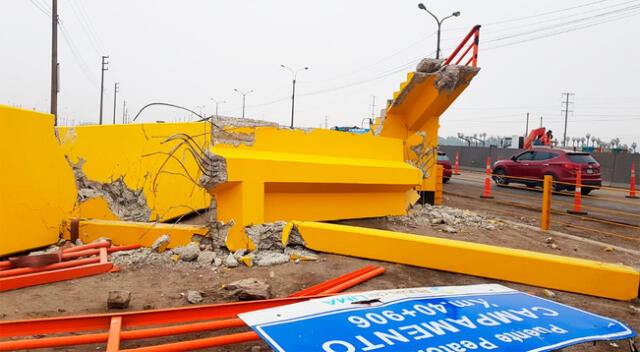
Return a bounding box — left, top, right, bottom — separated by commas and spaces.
416, 58, 444, 73
172, 243, 200, 262
225, 278, 270, 301
245, 221, 287, 251
151, 234, 171, 253
107, 290, 131, 309
254, 251, 290, 267
285, 225, 306, 247
224, 253, 239, 268
196, 251, 216, 265
198, 151, 228, 190
186, 290, 203, 304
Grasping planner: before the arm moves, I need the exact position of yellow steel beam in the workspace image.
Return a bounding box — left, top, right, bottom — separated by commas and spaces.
0, 106, 77, 256
294, 221, 639, 300
61, 219, 208, 248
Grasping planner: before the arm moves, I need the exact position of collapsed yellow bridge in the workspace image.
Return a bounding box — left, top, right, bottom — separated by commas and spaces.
2, 26, 638, 300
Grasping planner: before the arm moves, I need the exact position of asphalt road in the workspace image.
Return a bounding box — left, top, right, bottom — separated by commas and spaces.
445, 170, 640, 228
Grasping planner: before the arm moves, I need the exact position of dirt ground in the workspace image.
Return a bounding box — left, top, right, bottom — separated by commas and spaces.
1, 193, 639, 352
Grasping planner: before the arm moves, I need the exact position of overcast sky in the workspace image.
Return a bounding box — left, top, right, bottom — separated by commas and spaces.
2, 0, 639, 146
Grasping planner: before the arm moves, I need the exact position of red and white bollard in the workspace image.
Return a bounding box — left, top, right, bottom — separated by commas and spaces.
567, 166, 587, 215
454, 152, 460, 175
626, 162, 639, 199
480, 156, 494, 199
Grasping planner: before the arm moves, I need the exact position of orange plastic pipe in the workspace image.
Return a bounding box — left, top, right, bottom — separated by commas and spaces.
321, 266, 385, 294
123, 331, 260, 352
290, 265, 378, 297
0, 257, 99, 278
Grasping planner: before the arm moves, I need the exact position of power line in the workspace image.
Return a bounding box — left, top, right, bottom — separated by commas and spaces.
58, 19, 100, 89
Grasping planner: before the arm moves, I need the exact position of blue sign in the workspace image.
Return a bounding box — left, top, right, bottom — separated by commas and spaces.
240, 284, 635, 352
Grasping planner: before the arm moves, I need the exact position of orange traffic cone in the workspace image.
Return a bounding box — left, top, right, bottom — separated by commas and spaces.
454, 152, 460, 175
626, 162, 639, 199
480, 156, 494, 199
567, 166, 587, 215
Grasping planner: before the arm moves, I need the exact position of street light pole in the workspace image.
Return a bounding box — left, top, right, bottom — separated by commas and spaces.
234, 89, 253, 118
281, 65, 309, 128
417, 3, 460, 59
210, 98, 226, 117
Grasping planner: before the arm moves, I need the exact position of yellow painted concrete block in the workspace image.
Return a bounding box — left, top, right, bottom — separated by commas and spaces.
57, 122, 212, 222
61, 219, 208, 249
295, 221, 639, 300
207, 127, 422, 250
0, 106, 77, 256
373, 64, 480, 194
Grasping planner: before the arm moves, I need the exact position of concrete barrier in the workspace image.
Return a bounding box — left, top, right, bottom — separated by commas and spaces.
439, 145, 639, 187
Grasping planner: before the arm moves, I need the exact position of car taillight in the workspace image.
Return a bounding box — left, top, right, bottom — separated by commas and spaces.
562, 163, 579, 173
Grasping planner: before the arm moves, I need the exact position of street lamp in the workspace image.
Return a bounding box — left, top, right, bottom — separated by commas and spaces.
234, 89, 253, 118
417, 3, 461, 59
280, 65, 309, 128
210, 98, 226, 117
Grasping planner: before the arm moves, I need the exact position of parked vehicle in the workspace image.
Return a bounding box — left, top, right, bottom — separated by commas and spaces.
437, 152, 453, 183
492, 148, 601, 195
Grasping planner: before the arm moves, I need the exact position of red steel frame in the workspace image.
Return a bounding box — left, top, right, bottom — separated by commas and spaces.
0, 265, 385, 351
0, 243, 140, 291
444, 24, 481, 68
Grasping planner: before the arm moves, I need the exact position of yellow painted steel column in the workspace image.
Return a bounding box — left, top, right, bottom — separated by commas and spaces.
541, 175, 552, 230
295, 221, 639, 300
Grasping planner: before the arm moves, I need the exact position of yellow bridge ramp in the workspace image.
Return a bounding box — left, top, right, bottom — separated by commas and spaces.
294, 221, 639, 300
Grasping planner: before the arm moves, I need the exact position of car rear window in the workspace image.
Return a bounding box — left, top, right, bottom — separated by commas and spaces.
567, 153, 597, 164
437, 153, 450, 162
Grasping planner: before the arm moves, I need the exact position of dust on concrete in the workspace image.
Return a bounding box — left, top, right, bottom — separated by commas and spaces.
65, 156, 152, 222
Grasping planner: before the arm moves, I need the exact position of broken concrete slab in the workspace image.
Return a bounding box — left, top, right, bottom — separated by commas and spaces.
225, 278, 270, 301
151, 234, 170, 253
172, 243, 200, 262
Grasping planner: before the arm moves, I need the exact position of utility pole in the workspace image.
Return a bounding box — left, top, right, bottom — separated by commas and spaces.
417, 3, 461, 59
112, 82, 119, 124
280, 65, 309, 128
324, 116, 328, 129
540, 116, 543, 128
234, 89, 253, 118
210, 98, 226, 117
50, 0, 58, 124
370, 96, 376, 119
99, 55, 109, 124
122, 100, 126, 124
524, 112, 529, 136
561, 92, 574, 147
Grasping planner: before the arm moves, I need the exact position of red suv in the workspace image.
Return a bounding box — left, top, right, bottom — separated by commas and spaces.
492, 148, 601, 194
437, 152, 453, 183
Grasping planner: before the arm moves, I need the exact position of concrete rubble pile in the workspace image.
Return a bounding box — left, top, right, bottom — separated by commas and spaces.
389, 203, 504, 233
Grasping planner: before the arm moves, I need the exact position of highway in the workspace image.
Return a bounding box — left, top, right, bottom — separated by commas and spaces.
445, 169, 640, 229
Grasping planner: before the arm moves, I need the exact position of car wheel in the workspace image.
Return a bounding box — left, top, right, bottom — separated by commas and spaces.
549, 175, 564, 192
581, 188, 593, 196
493, 169, 509, 186
442, 177, 450, 184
